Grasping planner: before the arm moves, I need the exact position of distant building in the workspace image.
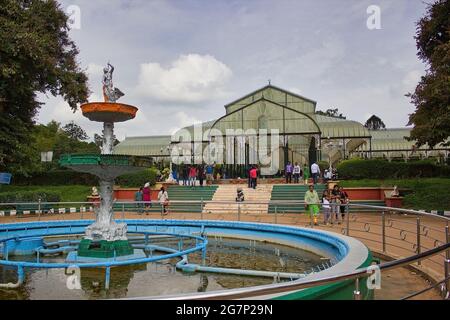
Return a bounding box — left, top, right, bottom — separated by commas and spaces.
114, 85, 449, 177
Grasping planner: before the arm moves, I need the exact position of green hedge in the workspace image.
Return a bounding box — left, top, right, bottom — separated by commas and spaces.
12, 170, 98, 186
0, 190, 61, 203
337, 159, 450, 179
115, 168, 158, 188
9, 167, 158, 188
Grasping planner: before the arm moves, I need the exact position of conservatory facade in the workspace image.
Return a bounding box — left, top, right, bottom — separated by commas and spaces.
114, 85, 449, 177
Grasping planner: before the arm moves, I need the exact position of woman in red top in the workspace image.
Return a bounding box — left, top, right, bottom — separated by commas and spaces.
189, 165, 197, 187
249, 166, 258, 189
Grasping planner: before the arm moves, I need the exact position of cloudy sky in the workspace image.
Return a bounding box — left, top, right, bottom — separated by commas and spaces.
38, 0, 429, 141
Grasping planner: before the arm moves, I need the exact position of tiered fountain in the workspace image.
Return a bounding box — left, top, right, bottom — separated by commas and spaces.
60, 63, 150, 259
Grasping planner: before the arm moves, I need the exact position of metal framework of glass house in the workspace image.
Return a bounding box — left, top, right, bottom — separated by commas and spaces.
114, 85, 450, 177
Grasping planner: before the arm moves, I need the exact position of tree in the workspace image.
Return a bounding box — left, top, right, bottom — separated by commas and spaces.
364, 115, 386, 130
0, 0, 89, 171
94, 133, 120, 150
62, 121, 89, 141
11, 121, 100, 176
407, 0, 450, 148
316, 108, 347, 119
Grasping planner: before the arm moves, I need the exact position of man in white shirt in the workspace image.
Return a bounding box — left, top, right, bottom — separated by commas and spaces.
293, 162, 301, 183
311, 162, 320, 184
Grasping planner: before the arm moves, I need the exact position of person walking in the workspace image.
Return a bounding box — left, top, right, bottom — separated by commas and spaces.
285, 161, 293, 183
339, 186, 349, 221
189, 165, 197, 187
247, 164, 252, 188
310, 161, 321, 185
158, 186, 169, 215
182, 164, 189, 186
173, 168, 178, 184
198, 164, 205, 187
304, 184, 320, 226
331, 185, 341, 224
142, 182, 152, 215
135, 187, 144, 214
205, 164, 214, 186
293, 162, 301, 183
249, 166, 258, 189
303, 164, 310, 184
322, 189, 331, 225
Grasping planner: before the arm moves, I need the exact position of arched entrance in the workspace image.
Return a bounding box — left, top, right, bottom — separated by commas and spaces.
204, 96, 322, 178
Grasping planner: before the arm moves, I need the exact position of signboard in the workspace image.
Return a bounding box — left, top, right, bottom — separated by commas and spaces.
0, 173, 12, 185
41, 151, 54, 162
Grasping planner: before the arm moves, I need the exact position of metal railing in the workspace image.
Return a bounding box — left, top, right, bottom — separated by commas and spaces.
0, 199, 449, 300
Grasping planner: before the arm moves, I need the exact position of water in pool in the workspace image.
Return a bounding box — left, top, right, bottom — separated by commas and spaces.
0, 237, 326, 299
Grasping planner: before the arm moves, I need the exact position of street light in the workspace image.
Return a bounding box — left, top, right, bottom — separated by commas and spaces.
324, 138, 344, 177
167, 145, 172, 176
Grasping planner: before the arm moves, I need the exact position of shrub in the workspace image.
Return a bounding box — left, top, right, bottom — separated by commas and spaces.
12, 170, 98, 186
317, 161, 329, 172
115, 168, 158, 188
337, 159, 450, 179
0, 190, 61, 203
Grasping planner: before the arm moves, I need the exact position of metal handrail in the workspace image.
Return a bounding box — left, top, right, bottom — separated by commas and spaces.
400, 275, 450, 300
0, 200, 448, 216
131, 242, 450, 300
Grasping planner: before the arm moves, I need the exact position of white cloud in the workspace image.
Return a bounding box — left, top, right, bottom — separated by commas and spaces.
135, 54, 232, 104
86, 63, 104, 78
169, 111, 202, 135
402, 70, 422, 93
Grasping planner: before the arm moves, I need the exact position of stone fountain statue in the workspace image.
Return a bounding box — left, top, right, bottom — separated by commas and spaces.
60, 62, 150, 259
102, 62, 124, 103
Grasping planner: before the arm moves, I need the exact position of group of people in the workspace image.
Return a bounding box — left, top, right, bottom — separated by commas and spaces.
177, 163, 215, 187
284, 161, 337, 185
323, 168, 338, 182
304, 184, 349, 226
283, 161, 319, 184
134, 183, 170, 214
284, 162, 306, 184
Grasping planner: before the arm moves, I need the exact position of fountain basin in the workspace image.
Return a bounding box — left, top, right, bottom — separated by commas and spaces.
0, 220, 373, 300
59, 154, 151, 167
81, 102, 138, 123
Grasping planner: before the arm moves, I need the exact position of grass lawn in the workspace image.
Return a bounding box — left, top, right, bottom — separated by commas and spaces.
0, 185, 92, 202
340, 178, 450, 211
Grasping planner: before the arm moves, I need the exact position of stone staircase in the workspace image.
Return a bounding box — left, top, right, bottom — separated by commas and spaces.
203, 184, 273, 215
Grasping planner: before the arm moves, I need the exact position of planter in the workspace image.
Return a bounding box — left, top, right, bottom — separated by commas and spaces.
113, 187, 159, 201
385, 197, 404, 208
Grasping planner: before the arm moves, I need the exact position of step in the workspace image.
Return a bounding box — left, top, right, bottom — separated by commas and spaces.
203, 184, 273, 215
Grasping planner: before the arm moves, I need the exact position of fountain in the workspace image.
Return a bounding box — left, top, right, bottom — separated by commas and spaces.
59, 62, 150, 259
